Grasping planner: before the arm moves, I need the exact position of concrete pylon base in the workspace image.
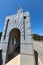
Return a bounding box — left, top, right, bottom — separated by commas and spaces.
0, 8, 35, 65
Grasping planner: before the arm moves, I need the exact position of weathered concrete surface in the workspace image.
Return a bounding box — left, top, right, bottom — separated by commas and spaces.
5, 40, 43, 65
5, 54, 20, 65
33, 40, 43, 65
0, 8, 35, 65
5, 54, 35, 65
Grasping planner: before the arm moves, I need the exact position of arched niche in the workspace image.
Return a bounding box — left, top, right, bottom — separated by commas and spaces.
5, 28, 20, 63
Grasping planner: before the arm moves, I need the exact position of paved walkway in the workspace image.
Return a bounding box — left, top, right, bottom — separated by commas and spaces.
6, 54, 20, 65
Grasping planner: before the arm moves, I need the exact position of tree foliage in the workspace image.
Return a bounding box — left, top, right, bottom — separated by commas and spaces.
32, 34, 43, 41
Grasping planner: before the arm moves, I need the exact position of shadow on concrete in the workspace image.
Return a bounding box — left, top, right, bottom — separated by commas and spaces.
8, 46, 20, 62
34, 50, 38, 65
5, 28, 20, 64
0, 49, 3, 65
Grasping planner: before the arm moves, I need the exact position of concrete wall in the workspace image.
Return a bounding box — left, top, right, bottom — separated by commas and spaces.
0, 9, 35, 65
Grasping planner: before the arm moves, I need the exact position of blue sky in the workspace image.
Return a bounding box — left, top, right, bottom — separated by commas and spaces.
0, 0, 43, 35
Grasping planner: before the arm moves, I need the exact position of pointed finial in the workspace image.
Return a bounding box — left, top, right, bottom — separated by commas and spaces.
17, 5, 23, 13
